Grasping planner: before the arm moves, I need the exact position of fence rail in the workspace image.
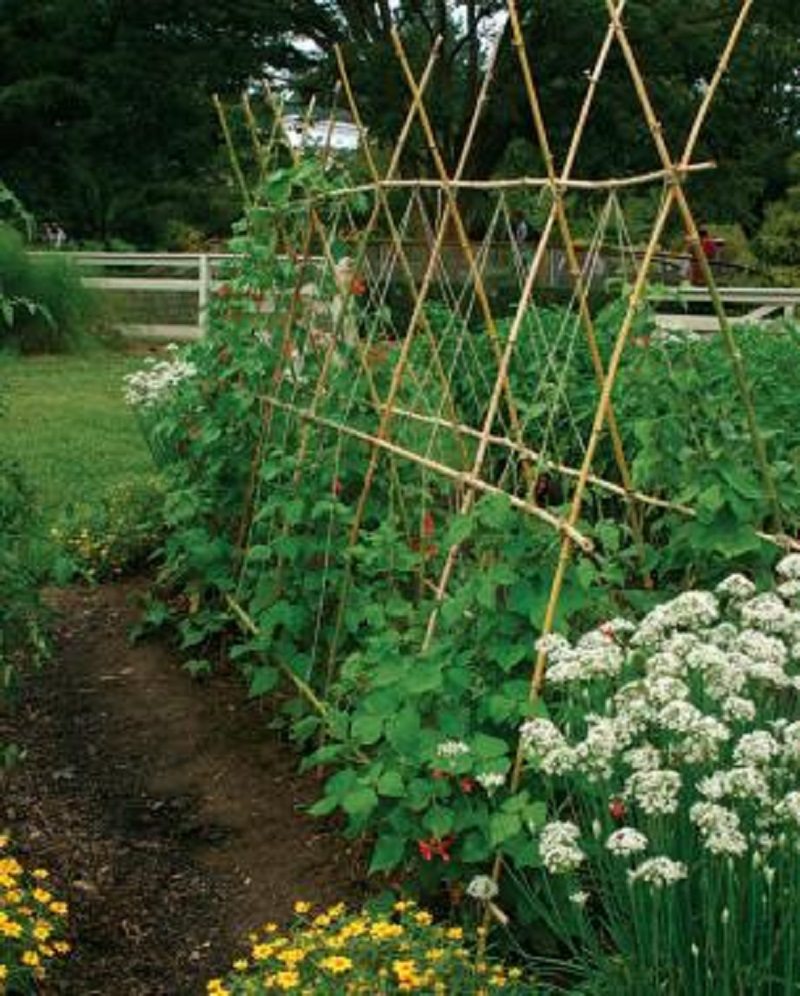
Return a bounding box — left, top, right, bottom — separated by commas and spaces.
30, 250, 796, 342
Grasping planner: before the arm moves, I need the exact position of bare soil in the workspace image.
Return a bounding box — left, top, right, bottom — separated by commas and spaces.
0, 580, 366, 995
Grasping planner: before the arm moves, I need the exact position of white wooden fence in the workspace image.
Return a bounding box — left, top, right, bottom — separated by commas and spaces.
38, 251, 800, 342
648, 286, 800, 335
70, 252, 235, 341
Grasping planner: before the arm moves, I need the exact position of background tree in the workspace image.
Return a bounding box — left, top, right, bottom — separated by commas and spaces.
0, 0, 796, 247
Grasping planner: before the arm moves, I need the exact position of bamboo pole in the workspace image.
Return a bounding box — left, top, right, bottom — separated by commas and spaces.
506, 0, 646, 550
482, 2, 763, 919
299, 162, 716, 200
378, 402, 799, 552
334, 44, 468, 470
605, 0, 781, 531
261, 393, 593, 551
213, 94, 253, 210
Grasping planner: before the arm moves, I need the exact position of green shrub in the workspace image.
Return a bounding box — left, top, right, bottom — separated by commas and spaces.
0, 223, 98, 353
49, 476, 166, 584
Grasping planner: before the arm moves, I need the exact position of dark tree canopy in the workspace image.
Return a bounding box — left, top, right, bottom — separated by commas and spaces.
0, 0, 796, 245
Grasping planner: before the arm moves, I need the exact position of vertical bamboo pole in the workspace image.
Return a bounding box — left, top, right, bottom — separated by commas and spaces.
506, 0, 646, 546
605, 0, 780, 531
484, 0, 758, 921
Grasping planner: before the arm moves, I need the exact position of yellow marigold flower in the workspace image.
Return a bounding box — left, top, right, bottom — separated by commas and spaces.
32, 888, 52, 905
312, 913, 332, 928
33, 921, 52, 941
233, 959, 248, 971
263, 922, 279, 933
392, 959, 418, 977
49, 901, 68, 917
275, 970, 301, 990
425, 948, 446, 962
0, 834, 9, 849
0, 919, 22, 938
277, 947, 306, 965
251, 943, 274, 961
393, 900, 414, 913
293, 901, 312, 915
22, 950, 41, 967
206, 980, 230, 996
4, 889, 22, 904
414, 911, 433, 926
32, 869, 50, 880
53, 941, 71, 955
445, 927, 463, 941
320, 955, 353, 974
370, 921, 404, 941
327, 902, 346, 918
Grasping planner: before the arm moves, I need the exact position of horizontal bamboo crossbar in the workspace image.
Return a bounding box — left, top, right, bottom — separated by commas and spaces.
261, 393, 595, 553
310, 162, 717, 203
379, 404, 800, 552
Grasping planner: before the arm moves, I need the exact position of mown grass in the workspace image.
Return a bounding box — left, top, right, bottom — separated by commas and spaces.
0, 349, 155, 522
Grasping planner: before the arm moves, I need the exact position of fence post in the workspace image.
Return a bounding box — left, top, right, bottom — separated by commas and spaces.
198, 254, 210, 336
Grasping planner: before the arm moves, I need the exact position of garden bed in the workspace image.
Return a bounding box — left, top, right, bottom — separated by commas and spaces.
0, 579, 366, 995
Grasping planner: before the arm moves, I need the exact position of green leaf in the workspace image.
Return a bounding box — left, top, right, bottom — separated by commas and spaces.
308, 795, 339, 817
341, 785, 379, 818
377, 770, 405, 797
249, 665, 278, 697
471, 733, 510, 761
489, 811, 522, 847
445, 514, 474, 546
369, 834, 406, 874
387, 708, 421, 756
351, 713, 385, 745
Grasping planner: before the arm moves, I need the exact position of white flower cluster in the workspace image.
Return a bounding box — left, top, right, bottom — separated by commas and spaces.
627, 857, 688, 888
436, 739, 470, 758
525, 557, 800, 890
476, 771, 506, 794
538, 821, 585, 874
466, 875, 499, 901
123, 353, 198, 409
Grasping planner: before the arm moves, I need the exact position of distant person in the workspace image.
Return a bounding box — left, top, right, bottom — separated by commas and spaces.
689, 226, 724, 286
512, 211, 530, 245
52, 223, 67, 249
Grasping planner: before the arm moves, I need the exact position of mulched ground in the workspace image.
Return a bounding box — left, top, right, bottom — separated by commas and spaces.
0, 580, 366, 995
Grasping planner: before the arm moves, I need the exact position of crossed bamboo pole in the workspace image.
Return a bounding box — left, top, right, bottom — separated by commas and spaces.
486, 0, 761, 910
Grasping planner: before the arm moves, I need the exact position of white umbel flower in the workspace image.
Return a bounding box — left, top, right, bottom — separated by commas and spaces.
123, 357, 198, 408
776, 554, 800, 582
606, 827, 649, 856
628, 857, 688, 888
690, 802, 748, 857
539, 821, 585, 874
625, 769, 682, 815
436, 739, 470, 758
466, 875, 499, 901
716, 574, 757, 602
476, 771, 506, 794
732, 731, 782, 767
740, 594, 794, 635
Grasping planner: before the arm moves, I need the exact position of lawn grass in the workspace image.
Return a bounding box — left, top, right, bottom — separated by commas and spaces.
0, 348, 156, 522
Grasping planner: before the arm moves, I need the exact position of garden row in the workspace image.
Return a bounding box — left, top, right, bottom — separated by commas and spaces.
123, 160, 800, 993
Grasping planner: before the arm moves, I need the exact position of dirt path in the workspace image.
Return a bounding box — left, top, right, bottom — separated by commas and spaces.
0, 580, 365, 995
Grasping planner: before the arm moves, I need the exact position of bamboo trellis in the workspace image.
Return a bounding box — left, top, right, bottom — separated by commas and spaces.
216, 0, 799, 919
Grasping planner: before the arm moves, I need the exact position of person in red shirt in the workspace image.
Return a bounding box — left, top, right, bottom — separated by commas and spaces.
689, 227, 725, 286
